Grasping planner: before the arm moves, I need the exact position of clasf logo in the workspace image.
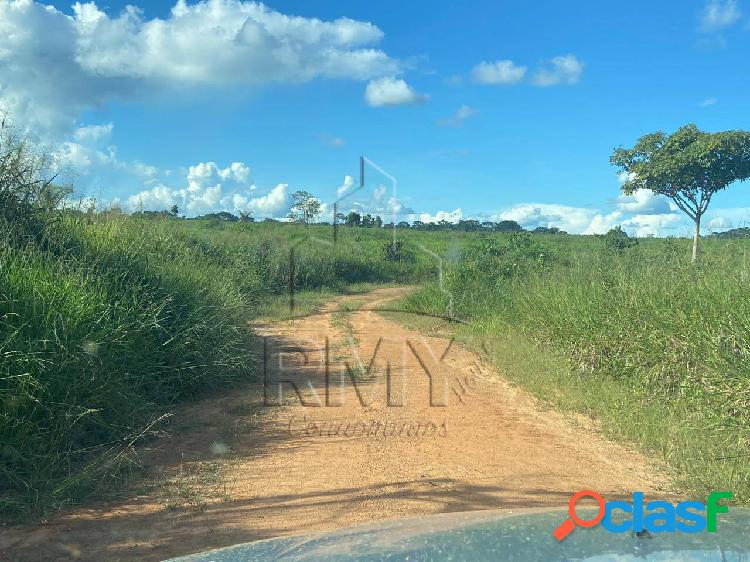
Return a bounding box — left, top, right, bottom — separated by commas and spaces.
553, 490, 733, 541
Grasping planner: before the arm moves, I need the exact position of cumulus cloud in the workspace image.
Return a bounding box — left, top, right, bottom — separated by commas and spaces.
235, 183, 289, 216
337, 175, 355, 197
370, 183, 410, 218
398, 200, 688, 237
621, 213, 682, 237
496, 203, 619, 234
531, 55, 584, 87
699, 0, 741, 32
127, 161, 290, 217
0, 1, 127, 137
73, 123, 114, 142
0, 0, 411, 211
584, 212, 623, 235
707, 216, 731, 230
0, 0, 401, 138
704, 207, 750, 231
339, 180, 410, 221
438, 105, 477, 127
52, 134, 159, 203
364, 77, 428, 107
416, 209, 463, 224
471, 60, 526, 85
489, 200, 687, 236
72, 1, 396, 84
615, 189, 673, 214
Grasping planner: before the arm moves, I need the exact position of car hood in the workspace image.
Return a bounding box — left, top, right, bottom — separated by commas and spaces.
166, 508, 750, 561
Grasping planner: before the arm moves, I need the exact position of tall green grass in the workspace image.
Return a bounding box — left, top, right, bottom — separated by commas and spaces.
1, 216, 253, 519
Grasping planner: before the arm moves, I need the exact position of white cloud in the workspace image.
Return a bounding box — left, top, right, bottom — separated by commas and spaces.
471, 60, 526, 85
73, 123, 114, 143
127, 161, 289, 217
704, 207, 750, 231
0, 0, 125, 137
438, 104, 477, 127
707, 216, 730, 230
615, 189, 673, 214
186, 161, 251, 191
584, 212, 623, 235
239, 183, 289, 215
0, 0, 401, 138
496, 203, 619, 234
621, 213, 682, 237
699, 0, 741, 32
126, 184, 174, 211
0, 1, 421, 217
531, 55, 584, 87
388, 197, 408, 217
73, 0, 396, 84
337, 175, 355, 197
699, 97, 718, 107
491, 200, 689, 236
52, 137, 158, 204
416, 209, 463, 224
338, 180, 409, 221
364, 77, 428, 107
397, 201, 689, 237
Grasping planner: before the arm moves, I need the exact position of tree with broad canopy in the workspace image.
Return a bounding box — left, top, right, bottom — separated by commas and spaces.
611, 124, 750, 262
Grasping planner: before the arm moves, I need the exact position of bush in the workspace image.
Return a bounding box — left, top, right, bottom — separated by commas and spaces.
382, 239, 409, 262
446, 233, 555, 317
602, 226, 636, 253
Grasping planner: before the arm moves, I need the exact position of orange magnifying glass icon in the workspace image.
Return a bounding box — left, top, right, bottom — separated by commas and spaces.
553, 490, 606, 541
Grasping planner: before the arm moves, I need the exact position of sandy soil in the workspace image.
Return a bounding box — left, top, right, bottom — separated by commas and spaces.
1, 287, 671, 561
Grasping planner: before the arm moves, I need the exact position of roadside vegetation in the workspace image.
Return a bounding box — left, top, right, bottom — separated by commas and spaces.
395, 231, 750, 503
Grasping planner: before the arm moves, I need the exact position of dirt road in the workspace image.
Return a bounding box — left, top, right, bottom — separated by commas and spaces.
2, 287, 670, 561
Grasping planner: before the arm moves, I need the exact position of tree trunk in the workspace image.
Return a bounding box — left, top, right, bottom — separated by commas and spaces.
692, 215, 701, 264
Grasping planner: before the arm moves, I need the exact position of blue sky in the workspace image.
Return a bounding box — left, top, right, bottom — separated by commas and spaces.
3, 0, 750, 235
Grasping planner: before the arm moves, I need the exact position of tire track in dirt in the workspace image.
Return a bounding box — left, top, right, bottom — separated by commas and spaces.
1, 286, 671, 561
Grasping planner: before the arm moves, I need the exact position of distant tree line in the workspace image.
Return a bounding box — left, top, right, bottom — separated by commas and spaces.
130, 204, 574, 235
709, 227, 750, 239
334, 210, 567, 234
131, 208, 255, 222
128, 197, 573, 235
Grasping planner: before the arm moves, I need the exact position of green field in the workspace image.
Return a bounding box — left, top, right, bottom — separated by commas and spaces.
3, 196, 750, 520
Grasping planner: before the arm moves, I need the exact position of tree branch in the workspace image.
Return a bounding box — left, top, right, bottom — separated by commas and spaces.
671, 192, 697, 221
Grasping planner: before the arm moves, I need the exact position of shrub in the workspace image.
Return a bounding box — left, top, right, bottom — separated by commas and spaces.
446, 233, 555, 317
603, 226, 636, 253
382, 239, 408, 262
